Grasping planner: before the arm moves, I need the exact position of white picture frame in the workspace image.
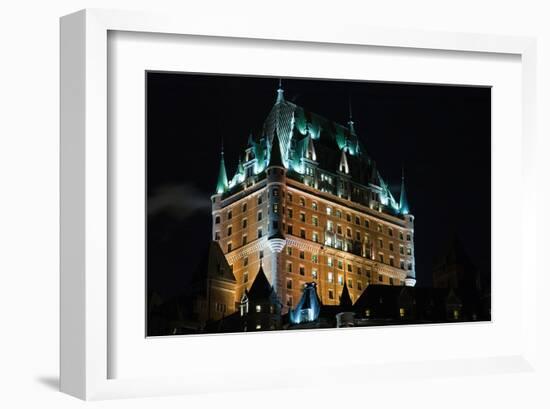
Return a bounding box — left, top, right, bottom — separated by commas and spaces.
60, 8, 538, 401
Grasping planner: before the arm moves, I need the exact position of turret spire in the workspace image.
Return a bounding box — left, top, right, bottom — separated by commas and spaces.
276, 78, 284, 104
399, 166, 410, 215
268, 129, 285, 168
348, 96, 356, 134
215, 145, 229, 194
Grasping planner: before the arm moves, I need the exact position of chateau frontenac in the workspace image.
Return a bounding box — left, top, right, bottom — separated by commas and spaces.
196, 82, 416, 326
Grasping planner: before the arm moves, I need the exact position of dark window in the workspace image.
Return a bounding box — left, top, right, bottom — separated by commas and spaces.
215, 216, 220, 224
300, 229, 306, 239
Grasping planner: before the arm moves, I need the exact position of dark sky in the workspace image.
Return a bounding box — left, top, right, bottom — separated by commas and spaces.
147, 72, 491, 300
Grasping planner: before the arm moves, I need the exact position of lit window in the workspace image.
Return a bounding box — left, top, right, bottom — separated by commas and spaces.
312, 232, 319, 243
256, 305, 261, 313
312, 269, 318, 279
453, 309, 460, 320
273, 203, 279, 213
299, 197, 305, 207
328, 272, 334, 283
399, 307, 405, 318
337, 260, 343, 270
377, 224, 382, 232
272, 188, 279, 197
326, 207, 332, 216
312, 254, 318, 263
286, 247, 292, 256
328, 257, 333, 267
327, 220, 334, 232
407, 248, 412, 256
312, 216, 319, 226
256, 324, 262, 330
365, 308, 371, 317
338, 275, 344, 286
312, 202, 318, 211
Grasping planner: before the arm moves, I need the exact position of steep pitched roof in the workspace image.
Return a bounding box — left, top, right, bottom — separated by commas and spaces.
399, 169, 410, 214
215, 151, 228, 194
247, 264, 274, 301
339, 282, 353, 308
268, 128, 285, 168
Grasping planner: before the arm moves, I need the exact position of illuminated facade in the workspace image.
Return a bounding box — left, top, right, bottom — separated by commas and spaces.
208, 83, 416, 318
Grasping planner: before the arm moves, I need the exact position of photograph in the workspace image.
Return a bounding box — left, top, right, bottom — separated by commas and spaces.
146, 73, 491, 336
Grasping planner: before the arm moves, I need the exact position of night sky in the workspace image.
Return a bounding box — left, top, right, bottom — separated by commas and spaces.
147, 72, 491, 301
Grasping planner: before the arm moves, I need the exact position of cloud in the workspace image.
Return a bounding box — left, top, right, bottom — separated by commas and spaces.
148, 184, 211, 220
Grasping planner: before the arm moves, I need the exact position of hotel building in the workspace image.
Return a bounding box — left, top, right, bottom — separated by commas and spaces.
204, 83, 415, 321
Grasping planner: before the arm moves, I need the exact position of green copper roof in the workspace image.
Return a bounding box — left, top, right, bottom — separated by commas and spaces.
215, 151, 229, 194
268, 128, 285, 168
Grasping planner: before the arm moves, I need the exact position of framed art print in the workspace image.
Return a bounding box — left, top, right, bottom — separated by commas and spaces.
60, 9, 538, 400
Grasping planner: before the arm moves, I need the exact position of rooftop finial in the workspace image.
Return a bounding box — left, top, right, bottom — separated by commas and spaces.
276, 78, 284, 104
347, 96, 356, 134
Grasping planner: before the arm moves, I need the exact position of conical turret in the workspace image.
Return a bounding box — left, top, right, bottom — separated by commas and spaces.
215, 148, 229, 194
268, 130, 285, 168
399, 168, 409, 215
